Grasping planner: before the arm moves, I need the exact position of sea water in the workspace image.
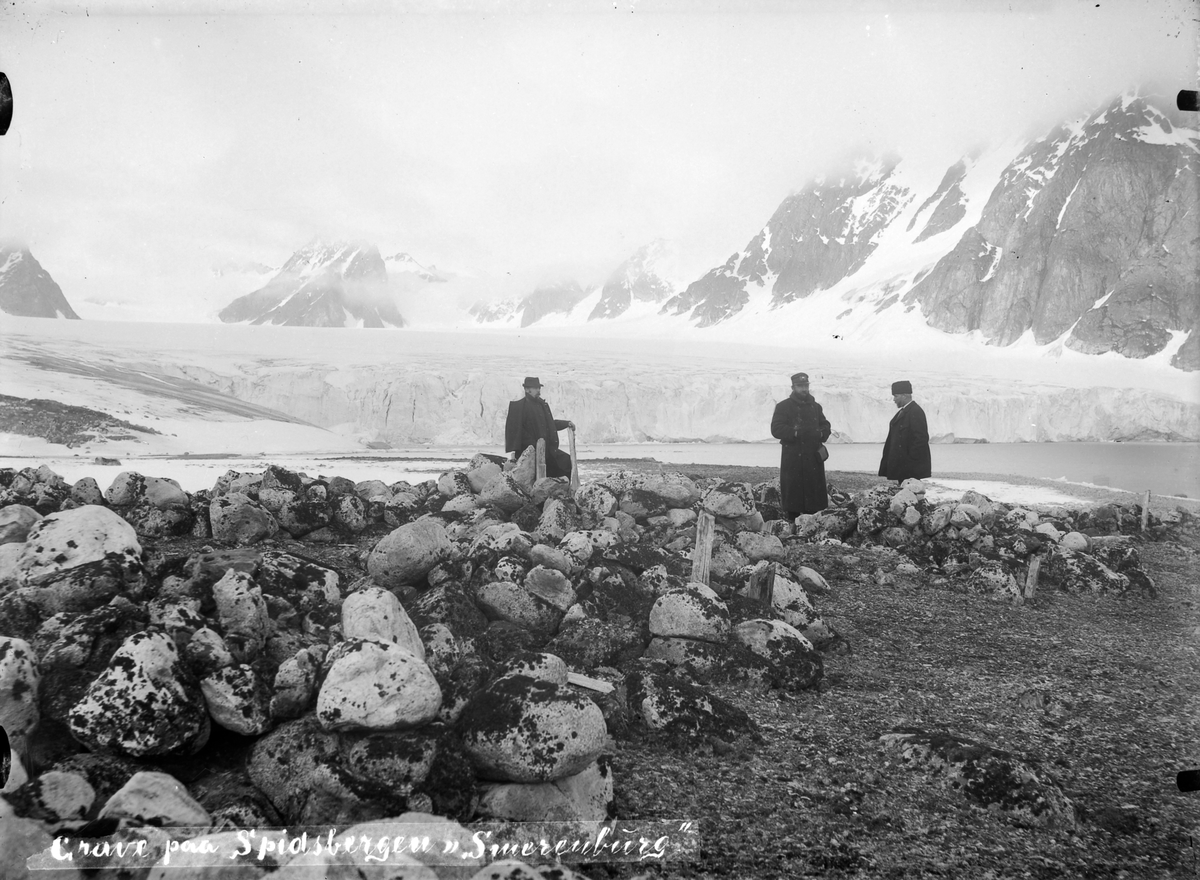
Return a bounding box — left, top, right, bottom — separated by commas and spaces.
3, 441, 1196, 499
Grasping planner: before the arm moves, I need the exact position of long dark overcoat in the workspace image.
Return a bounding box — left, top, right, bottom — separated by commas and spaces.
770, 393, 832, 515
505, 395, 572, 478
879, 401, 932, 481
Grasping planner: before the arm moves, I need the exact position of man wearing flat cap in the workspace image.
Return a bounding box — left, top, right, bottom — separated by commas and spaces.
770, 372, 833, 517
505, 377, 576, 479
879, 380, 931, 482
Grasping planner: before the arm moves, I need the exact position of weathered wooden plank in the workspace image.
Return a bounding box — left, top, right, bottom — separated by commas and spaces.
691, 512, 715, 586
568, 426, 581, 492
567, 671, 614, 694
536, 438, 547, 482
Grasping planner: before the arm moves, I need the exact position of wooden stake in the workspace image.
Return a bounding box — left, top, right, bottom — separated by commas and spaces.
536, 438, 547, 481
749, 563, 776, 606
1024, 553, 1042, 601
691, 512, 715, 586
568, 426, 580, 492
1141, 490, 1151, 532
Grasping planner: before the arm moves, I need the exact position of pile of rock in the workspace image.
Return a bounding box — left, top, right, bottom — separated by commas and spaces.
778, 478, 1163, 600
0, 453, 837, 878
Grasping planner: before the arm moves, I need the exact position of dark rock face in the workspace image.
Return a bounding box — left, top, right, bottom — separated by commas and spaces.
218, 241, 406, 328
518, 281, 591, 327
0, 245, 80, 319
661, 158, 913, 325
908, 159, 970, 243
907, 96, 1198, 363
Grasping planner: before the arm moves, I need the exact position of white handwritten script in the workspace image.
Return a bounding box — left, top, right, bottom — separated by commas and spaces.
28, 820, 700, 871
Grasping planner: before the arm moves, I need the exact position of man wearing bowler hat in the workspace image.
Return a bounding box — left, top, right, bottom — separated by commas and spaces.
505, 377, 576, 479
879, 380, 931, 482
770, 371, 833, 517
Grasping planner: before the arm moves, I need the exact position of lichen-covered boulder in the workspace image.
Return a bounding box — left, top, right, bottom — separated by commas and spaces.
0, 637, 40, 743
70, 478, 104, 506
643, 636, 729, 678
342, 586, 424, 660
732, 619, 823, 691
16, 505, 142, 587
270, 647, 321, 719
211, 570, 269, 662
316, 639, 442, 731
460, 674, 607, 783
341, 729, 440, 799
735, 532, 785, 563
700, 482, 755, 519
546, 618, 646, 670
532, 498, 577, 544
521, 565, 577, 612
200, 664, 273, 735
879, 727, 1075, 828
69, 631, 210, 758
367, 519, 451, 588
965, 563, 1022, 601
478, 474, 531, 514
625, 670, 756, 745
648, 584, 730, 643
494, 652, 569, 687
574, 484, 617, 522
474, 581, 564, 637
209, 493, 279, 546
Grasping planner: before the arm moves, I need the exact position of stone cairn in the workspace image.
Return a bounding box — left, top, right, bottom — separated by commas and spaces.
0, 458, 1182, 876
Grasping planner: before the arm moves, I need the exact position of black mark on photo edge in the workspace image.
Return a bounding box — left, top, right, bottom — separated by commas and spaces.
0, 72, 12, 135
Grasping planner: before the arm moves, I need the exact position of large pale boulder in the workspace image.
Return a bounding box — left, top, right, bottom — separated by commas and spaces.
367, 519, 451, 588
316, 639, 442, 731
478, 474, 530, 514
211, 570, 269, 662
69, 631, 210, 758
16, 505, 142, 587
209, 493, 279, 545
342, 586, 425, 660
735, 531, 785, 562
648, 584, 730, 643
200, 664, 273, 735
700, 483, 755, 518
460, 675, 607, 783
0, 637, 40, 744
478, 758, 613, 822
98, 770, 211, 827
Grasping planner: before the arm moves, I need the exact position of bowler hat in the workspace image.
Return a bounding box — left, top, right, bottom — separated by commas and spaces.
790, 372, 810, 385
523, 377, 543, 388
891, 380, 913, 394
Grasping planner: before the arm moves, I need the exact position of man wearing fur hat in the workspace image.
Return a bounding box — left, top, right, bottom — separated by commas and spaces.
505, 376, 576, 479
879, 380, 931, 482
770, 372, 833, 517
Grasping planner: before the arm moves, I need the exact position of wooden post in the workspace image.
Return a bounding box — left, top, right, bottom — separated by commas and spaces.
568, 426, 580, 492
536, 438, 547, 481
1024, 553, 1042, 601
691, 512, 715, 586
749, 563, 776, 606
1141, 490, 1151, 532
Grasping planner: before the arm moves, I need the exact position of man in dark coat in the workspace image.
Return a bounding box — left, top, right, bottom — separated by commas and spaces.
879, 380, 932, 482
770, 372, 832, 517
505, 376, 576, 479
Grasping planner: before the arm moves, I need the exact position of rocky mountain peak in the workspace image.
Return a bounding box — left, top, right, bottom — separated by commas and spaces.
589, 239, 681, 321
0, 244, 81, 319
218, 240, 404, 328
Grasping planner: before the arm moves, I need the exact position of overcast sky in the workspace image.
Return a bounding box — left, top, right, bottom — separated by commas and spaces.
0, 0, 1196, 315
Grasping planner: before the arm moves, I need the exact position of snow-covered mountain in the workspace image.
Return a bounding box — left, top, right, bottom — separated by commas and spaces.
655, 93, 1198, 369
385, 251, 447, 283
0, 244, 80, 319
219, 241, 407, 328
470, 279, 596, 328
908, 95, 1198, 369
